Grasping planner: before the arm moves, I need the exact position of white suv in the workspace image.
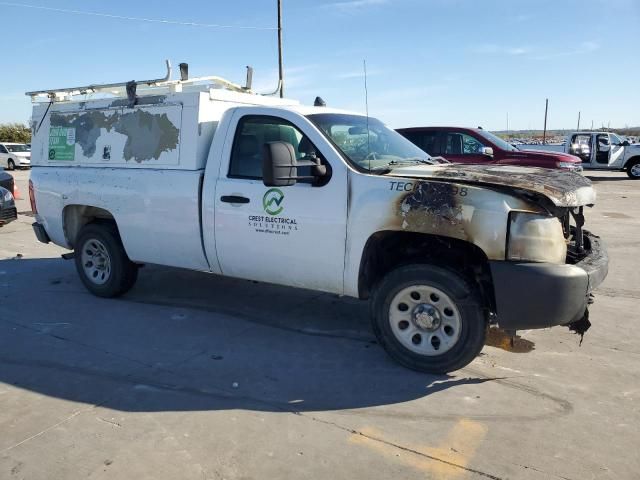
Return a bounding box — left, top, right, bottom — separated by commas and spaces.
0, 142, 31, 170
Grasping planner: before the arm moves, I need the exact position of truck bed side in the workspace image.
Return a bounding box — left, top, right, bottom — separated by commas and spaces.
32, 166, 211, 271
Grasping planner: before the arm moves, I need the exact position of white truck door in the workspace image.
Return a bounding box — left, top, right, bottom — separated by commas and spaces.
608, 133, 626, 168
214, 110, 348, 294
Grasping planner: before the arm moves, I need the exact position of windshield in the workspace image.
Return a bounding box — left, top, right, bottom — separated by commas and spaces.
475, 130, 519, 152
5, 144, 29, 153
609, 134, 623, 145
307, 113, 433, 171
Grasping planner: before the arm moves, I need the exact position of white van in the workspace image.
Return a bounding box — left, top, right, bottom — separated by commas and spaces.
0, 142, 31, 170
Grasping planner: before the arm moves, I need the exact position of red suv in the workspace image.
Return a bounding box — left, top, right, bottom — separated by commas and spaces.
397, 126, 582, 171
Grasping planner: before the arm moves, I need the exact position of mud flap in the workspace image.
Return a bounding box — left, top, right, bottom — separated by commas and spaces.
567, 309, 591, 346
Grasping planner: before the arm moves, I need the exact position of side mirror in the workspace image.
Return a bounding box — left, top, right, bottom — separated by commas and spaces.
482, 146, 494, 156
621, 140, 630, 147
263, 141, 297, 187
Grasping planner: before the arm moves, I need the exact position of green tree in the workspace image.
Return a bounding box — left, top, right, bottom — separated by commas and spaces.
0, 123, 31, 143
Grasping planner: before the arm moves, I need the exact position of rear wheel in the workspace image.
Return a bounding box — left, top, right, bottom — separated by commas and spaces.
7, 159, 15, 171
626, 159, 640, 179
371, 264, 486, 374
74, 223, 138, 297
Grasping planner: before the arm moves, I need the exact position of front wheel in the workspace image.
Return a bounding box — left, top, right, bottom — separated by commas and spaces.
7, 159, 15, 171
371, 265, 486, 374
626, 159, 640, 179
74, 223, 138, 297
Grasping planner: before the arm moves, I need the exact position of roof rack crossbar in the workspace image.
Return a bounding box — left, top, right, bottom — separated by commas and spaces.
25, 60, 173, 98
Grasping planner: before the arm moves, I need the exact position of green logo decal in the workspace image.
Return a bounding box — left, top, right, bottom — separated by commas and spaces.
263, 188, 284, 216
48, 126, 76, 161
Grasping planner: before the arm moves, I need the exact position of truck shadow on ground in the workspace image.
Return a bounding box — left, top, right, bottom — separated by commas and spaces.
0, 259, 539, 416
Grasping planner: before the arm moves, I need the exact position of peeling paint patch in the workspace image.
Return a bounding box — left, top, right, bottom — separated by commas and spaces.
115, 110, 179, 162
49, 108, 179, 163
51, 111, 117, 157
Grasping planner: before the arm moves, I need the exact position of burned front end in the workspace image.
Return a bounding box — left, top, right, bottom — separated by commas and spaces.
490, 199, 608, 337
377, 164, 609, 338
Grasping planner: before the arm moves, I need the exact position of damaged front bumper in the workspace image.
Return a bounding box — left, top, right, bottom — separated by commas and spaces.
489, 232, 608, 331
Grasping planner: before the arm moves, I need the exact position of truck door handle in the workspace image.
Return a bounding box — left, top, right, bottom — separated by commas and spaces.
220, 195, 250, 204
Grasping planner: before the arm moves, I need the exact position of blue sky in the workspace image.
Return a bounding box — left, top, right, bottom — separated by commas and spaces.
1, 0, 638, 130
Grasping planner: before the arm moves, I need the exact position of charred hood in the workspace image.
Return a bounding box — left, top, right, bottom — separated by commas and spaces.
387, 164, 595, 207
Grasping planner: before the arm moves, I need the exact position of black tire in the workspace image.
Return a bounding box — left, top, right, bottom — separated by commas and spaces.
370, 264, 486, 374
626, 159, 640, 179
7, 159, 15, 171
74, 222, 138, 297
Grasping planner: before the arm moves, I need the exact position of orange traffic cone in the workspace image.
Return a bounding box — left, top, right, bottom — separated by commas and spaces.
13, 184, 21, 200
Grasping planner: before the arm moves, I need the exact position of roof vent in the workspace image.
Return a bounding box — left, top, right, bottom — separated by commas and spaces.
179, 63, 189, 81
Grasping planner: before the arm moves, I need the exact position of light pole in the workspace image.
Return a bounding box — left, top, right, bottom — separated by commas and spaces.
542, 98, 548, 145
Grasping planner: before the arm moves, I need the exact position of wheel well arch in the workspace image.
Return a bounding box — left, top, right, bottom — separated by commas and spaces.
358, 230, 496, 313
63, 204, 118, 248
625, 155, 640, 167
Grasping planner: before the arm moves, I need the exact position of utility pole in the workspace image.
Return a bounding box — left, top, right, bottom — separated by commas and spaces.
506, 112, 509, 138
542, 98, 548, 145
591, 120, 594, 130
577, 111, 581, 131
277, 0, 284, 98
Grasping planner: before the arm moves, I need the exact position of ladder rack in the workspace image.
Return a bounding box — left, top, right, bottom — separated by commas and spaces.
25, 61, 265, 102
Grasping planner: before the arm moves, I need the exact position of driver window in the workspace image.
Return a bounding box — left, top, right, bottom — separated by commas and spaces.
444, 133, 484, 155
0, 145, 7, 154
229, 115, 327, 184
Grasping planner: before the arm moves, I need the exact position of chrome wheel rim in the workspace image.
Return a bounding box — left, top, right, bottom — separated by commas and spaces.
389, 285, 462, 356
80, 238, 112, 285
631, 164, 640, 177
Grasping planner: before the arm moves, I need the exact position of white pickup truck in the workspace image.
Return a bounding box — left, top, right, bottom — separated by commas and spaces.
565, 131, 640, 178
27, 64, 608, 373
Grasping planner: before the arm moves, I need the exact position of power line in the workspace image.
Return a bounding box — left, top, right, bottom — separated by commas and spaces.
0, 1, 277, 30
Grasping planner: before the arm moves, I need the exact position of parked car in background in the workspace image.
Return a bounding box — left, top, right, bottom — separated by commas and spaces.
0, 185, 17, 226
397, 127, 582, 172
564, 131, 640, 179
0, 142, 31, 170
0, 170, 14, 195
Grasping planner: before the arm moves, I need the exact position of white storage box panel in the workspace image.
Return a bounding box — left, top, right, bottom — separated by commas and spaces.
31, 91, 224, 171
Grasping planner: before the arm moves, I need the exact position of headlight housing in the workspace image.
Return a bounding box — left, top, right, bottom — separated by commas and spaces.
507, 212, 566, 264
557, 161, 582, 171
2, 189, 13, 203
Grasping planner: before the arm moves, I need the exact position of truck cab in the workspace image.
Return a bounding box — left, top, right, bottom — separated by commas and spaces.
397, 126, 582, 172
566, 131, 640, 178
26, 63, 608, 374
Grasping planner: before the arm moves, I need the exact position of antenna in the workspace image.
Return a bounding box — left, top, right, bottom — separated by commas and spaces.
363, 59, 371, 172
277, 0, 284, 98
